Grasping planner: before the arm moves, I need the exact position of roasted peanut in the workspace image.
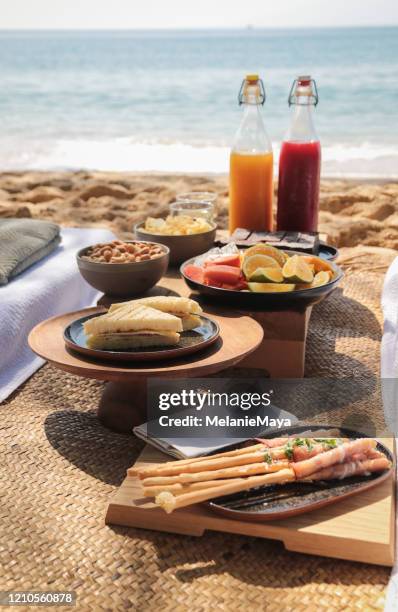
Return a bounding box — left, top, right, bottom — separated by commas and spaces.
84, 241, 164, 264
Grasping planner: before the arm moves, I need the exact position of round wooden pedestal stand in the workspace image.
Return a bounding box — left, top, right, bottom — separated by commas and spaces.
29, 307, 264, 433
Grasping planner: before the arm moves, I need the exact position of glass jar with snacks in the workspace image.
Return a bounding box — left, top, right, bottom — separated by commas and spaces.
142, 215, 214, 236
176, 192, 217, 204
169, 201, 214, 223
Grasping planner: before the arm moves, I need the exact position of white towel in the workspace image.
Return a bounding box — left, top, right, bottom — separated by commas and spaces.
0, 226, 115, 402
381, 256, 398, 612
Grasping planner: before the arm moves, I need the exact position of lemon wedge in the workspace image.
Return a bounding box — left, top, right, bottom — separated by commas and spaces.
243, 244, 288, 267
249, 267, 284, 283
243, 254, 280, 280
312, 270, 332, 287
282, 254, 314, 284
248, 282, 295, 293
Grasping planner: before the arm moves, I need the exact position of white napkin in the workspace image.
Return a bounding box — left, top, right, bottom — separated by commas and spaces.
134, 404, 298, 458
133, 428, 256, 459
381, 256, 398, 611
0, 226, 115, 403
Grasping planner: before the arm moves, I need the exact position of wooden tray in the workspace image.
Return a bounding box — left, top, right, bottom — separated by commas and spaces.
106, 443, 396, 567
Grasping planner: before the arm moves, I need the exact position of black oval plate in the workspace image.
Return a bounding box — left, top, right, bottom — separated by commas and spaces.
208, 426, 394, 522
180, 253, 344, 310
318, 242, 338, 261
64, 313, 220, 362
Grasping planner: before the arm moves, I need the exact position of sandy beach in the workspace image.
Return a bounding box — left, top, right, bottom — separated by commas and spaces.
0, 172, 397, 254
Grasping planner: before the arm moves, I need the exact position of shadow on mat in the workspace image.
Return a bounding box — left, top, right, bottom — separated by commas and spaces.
44, 410, 143, 486
108, 525, 390, 588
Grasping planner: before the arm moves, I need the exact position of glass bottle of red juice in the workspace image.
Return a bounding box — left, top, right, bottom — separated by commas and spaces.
277, 76, 321, 232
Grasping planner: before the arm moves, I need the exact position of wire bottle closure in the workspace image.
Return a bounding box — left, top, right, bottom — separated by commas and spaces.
238, 75, 266, 106
288, 76, 319, 106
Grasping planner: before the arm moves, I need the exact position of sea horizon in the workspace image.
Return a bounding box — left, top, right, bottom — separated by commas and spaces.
0, 26, 397, 178
0, 25, 397, 31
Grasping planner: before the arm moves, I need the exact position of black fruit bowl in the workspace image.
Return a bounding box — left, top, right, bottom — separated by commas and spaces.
180, 254, 344, 311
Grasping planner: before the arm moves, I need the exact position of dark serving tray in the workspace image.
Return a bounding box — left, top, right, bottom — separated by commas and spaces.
207, 426, 394, 522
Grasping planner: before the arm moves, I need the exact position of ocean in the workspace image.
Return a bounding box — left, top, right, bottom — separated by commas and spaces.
0, 27, 397, 177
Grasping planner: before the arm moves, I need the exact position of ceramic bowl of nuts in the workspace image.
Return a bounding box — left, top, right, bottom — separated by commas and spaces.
77, 240, 169, 297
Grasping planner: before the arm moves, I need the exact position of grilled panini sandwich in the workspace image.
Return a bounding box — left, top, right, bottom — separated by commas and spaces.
84, 304, 183, 350
109, 296, 202, 331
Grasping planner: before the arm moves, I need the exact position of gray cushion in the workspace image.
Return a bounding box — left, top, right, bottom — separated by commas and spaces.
0, 219, 61, 285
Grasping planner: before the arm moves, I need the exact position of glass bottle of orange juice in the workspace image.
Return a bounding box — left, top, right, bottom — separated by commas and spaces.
229, 74, 273, 233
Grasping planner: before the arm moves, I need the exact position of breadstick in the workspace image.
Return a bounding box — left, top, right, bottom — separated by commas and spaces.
143, 479, 233, 497
155, 468, 296, 513
137, 449, 275, 480
141, 460, 289, 487
133, 444, 267, 478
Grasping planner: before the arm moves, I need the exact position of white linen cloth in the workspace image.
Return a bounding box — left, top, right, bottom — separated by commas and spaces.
0, 226, 115, 402
381, 256, 398, 611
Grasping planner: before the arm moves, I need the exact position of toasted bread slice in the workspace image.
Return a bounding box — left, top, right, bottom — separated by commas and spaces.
87, 331, 180, 350
84, 304, 183, 336
109, 296, 202, 316
181, 314, 202, 331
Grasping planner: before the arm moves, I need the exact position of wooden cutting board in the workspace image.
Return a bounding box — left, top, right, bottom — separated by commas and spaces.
105, 443, 396, 567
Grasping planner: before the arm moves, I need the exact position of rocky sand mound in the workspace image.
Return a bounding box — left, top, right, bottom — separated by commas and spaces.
0, 171, 397, 250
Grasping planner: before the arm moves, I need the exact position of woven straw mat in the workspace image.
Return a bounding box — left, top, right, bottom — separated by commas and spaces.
1, 248, 393, 611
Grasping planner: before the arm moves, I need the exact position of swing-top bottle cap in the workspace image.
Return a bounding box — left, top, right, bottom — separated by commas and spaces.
238, 74, 266, 105
246, 73, 260, 83
297, 75, 311, 86
288, 76, 319, 106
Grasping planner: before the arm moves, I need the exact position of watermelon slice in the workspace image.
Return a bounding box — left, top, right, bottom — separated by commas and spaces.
204, 265, 242, 286
183, 264, 205, 284
204, 254, 241, 268
221, 279, 248, 291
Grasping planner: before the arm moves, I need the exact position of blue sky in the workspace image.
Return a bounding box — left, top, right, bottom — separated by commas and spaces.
0, 0, 397, 29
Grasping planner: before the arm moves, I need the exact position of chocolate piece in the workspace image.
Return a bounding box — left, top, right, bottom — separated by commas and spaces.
216, 229, 319, 254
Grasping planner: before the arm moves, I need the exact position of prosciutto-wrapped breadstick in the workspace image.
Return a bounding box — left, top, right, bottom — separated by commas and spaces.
256, 437, 289, 448
141, 460, 289, 487
292, 442, 329, 462
292, 438, 377, 479
301, 457, 391, 481
135, 438, 348, 480
155, 468, 295, 513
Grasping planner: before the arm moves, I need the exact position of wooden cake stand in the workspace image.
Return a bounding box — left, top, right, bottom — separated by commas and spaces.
28, 307, 264, 433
